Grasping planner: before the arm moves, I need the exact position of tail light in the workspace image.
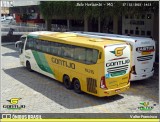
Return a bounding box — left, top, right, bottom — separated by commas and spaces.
131, 65, 136, 74
100, 76, 107, 89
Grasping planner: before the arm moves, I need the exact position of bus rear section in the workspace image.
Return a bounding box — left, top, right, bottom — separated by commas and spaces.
131, 38, 155, 81
98, 44, 131, 97
69, 31, 155, 81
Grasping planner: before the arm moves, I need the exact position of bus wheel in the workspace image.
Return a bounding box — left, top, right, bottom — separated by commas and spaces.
26, 61, 32, 72
63, 75, 73, 90
73, 79, 82, 94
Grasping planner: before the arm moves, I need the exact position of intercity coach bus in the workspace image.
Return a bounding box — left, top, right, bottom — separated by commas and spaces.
15, 31, 131, 97
69, 31, 155, 81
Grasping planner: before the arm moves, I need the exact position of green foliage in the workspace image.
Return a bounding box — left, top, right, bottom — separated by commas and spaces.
39, 1, 159, 19
39, 1, 159, 30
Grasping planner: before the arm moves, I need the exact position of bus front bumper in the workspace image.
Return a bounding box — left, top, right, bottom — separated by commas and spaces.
130, 70, 154, 81
98, 83, 130, 97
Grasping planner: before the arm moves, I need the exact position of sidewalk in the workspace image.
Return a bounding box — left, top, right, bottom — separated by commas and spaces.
1, 42, 15, 46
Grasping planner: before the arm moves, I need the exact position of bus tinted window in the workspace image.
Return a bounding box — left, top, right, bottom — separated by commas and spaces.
35, 39, 41, 51
26, 38, 35, 50
61, 45, 73, 59
74, 47, 86, 63
25, 37, 99, 64
50, 42, 58, 55
41, 41, 51, 53
93, 50, 98, 63
86, 49, 93, 63
86, 49, 98, 64
57, 43, 62, 56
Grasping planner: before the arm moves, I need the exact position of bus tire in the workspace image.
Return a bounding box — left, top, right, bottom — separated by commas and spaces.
26, 61, 32, 72
73, 79, 82, 94
63, 75, 73, 90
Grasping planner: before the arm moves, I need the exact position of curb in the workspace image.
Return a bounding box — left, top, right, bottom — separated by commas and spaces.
1, 42, 15, 46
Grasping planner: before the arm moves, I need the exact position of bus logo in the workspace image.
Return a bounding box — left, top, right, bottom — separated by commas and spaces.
110, 47, 126, 57
136, 46, 154, 53
138, 102, 156, 111
7, 98, 21, 104
3, 98, 26, 110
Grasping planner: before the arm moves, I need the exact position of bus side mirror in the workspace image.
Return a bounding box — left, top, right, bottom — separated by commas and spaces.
15, 41, 22, 49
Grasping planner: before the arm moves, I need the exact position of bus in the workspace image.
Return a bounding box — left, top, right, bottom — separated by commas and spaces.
15, 31, 131, 97
68, 31, 155, 81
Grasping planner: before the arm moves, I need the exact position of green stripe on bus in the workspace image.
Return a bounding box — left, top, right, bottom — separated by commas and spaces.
32, 50, 46, 71
32, 50, 54, 75
27, 35, 39, 39
38, 52, 54, 75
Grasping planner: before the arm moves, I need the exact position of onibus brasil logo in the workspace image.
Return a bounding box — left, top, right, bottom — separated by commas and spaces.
3, 98, 25, 110
138, 102, 156, 111
110, 46, 126, 57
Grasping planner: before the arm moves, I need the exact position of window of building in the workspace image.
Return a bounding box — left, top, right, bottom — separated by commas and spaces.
125, 29, 128, 34
135, 30, 139, 35
147, 31, 151, 36
141, 31, 145, 35
141, 14, 145, 19
130, 30, 134, 34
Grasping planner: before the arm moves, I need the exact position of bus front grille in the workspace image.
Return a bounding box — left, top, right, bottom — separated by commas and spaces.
137, 55, 153, 61
87, 78, 97, 94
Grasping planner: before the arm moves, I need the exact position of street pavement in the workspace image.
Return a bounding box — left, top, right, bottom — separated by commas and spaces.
1, 44, 159, 115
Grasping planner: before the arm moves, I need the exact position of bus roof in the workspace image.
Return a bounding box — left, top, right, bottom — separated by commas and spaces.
27, 31, 127, 48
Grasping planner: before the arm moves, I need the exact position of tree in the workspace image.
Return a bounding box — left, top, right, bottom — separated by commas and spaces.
39, 1, 158, 32
39, 1, 55, 31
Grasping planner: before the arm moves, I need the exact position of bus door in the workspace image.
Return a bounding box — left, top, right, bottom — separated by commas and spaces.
135, 39, 155, 76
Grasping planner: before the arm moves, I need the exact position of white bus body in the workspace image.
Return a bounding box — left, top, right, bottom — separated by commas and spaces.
68, 31, 155, 81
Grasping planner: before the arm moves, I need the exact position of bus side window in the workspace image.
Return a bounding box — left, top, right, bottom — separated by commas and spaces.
57, 43, 62, 56
86, 49, 93, 63
41, 40, 51, 53
92, 50, 98, 63
86, 49, 98, 64
61, 44, 73, 59
35, 39, 42, 51
74, 47, 86, 63
50, 42, 59, 55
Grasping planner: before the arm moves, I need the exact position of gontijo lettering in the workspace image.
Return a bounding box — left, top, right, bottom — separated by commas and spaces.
106, 59, 130, 67
51, 57, 75, 69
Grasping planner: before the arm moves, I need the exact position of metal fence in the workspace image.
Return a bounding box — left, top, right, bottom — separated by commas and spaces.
1, 22, 84, 33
